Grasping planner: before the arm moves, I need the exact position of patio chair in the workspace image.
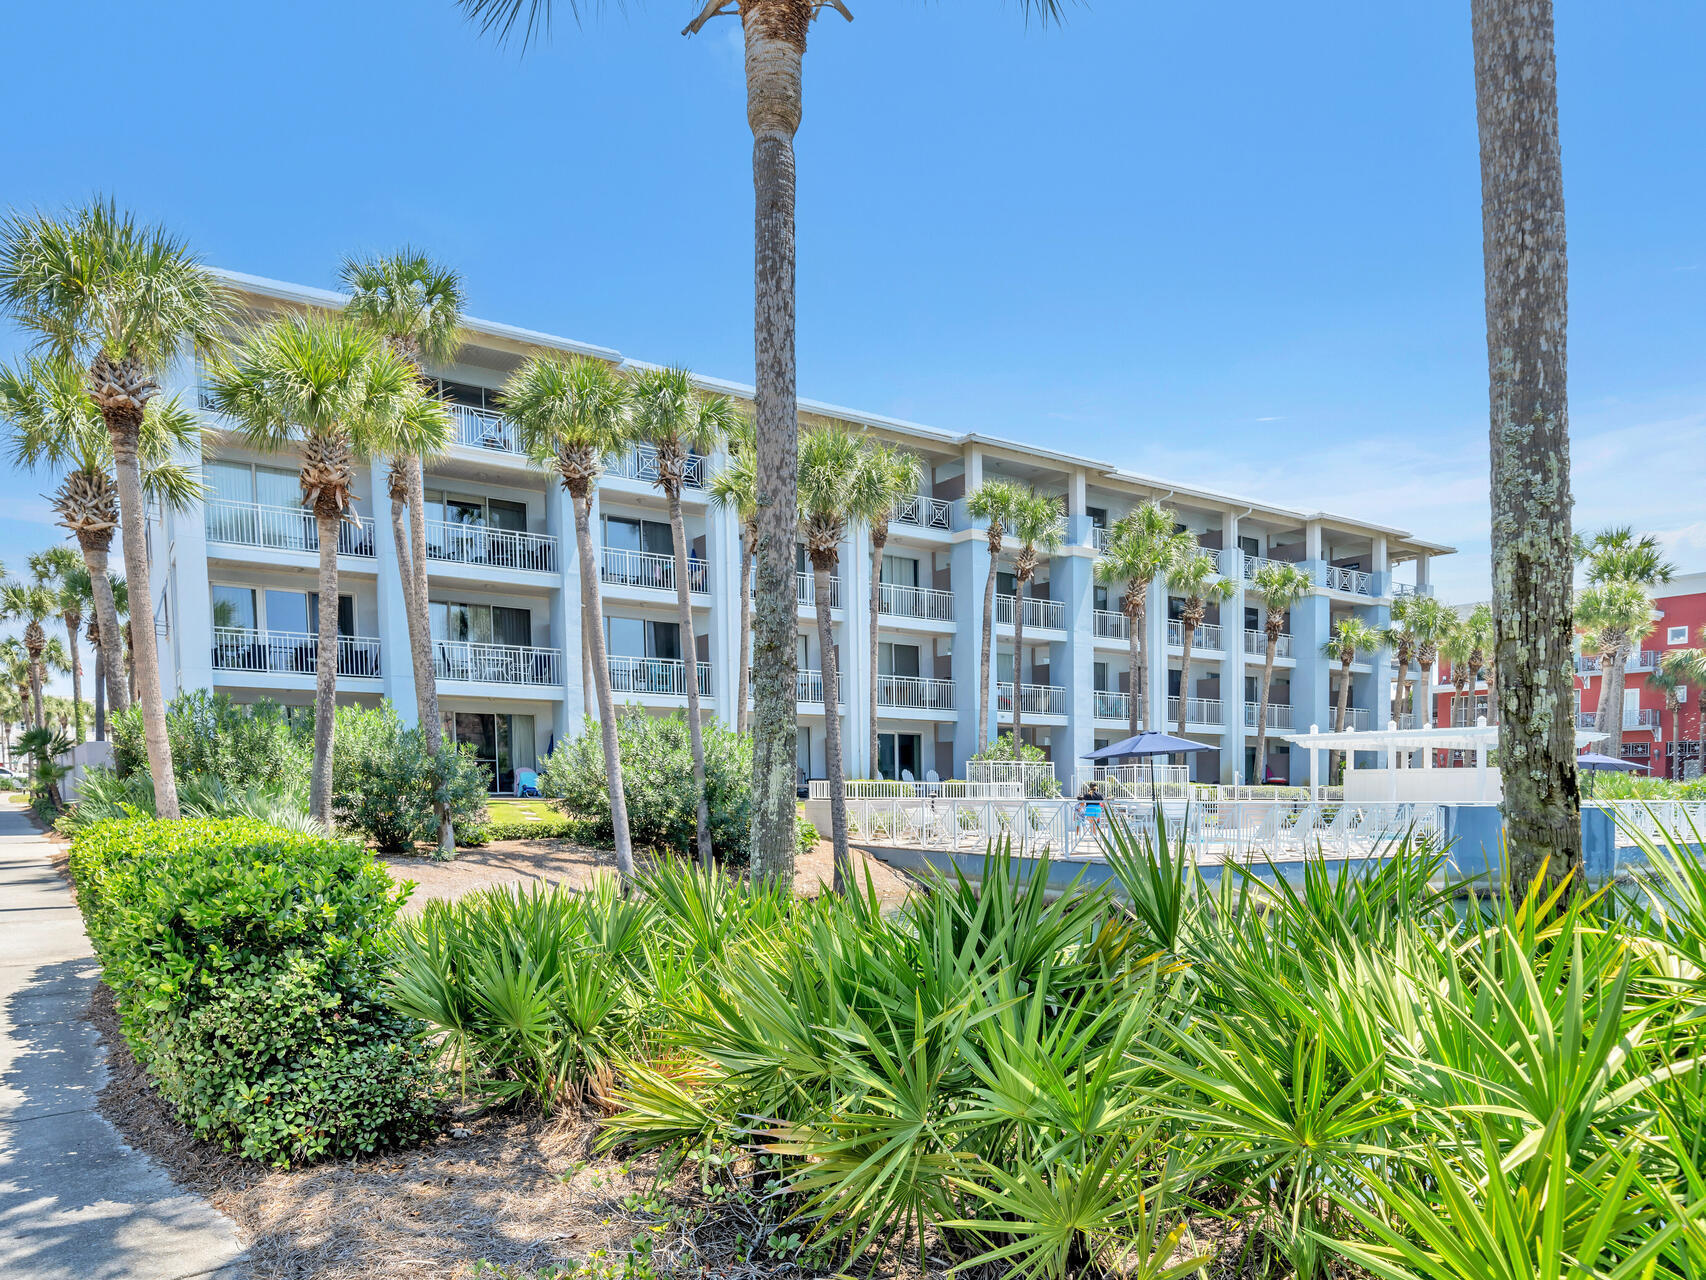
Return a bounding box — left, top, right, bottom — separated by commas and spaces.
516, 769, 541, 798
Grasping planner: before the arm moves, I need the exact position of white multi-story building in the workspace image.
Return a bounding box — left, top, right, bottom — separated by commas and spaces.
143, 271, 1451, 791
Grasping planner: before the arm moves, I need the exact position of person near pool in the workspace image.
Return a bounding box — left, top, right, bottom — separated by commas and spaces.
1077, 779, 1105, 824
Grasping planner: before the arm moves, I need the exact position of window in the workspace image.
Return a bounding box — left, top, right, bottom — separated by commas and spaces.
431, 601, 533, 648
880, 554, 919, 588
208, 460, 300, 507
1669, 626, 1689, 645
211, 585, 255, 630
1093, 585, 1110, 611
442, 711, 537, 793
604, 514, 674, 556
606, 617, 679, 660
1238, 535, 1259, 559
879, 642, 920, 678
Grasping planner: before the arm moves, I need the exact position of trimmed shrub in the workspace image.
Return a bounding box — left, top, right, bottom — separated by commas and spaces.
113, 690, 310, 793
541, 711, 753, 863
68, 818, 437, 1166
469, 811, 597, 845
331, 702, 489, 852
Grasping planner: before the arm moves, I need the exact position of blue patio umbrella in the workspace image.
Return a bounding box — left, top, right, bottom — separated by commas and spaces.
1577, 750, 1647, 795
1082, 731, 1213, 799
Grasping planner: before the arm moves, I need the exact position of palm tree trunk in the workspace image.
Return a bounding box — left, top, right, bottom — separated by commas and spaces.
1125, 602, 1142, 739
668, 486, 713, 867
1591, 651, 1614, 735
1670, 699, 1681, 779
1602, 651, 1628, 755
868, 525, 885, 777
1332, 656, 1354, 780
1176, 624, 1195, 737
1253, 634, 1277, 781
65, 621, 83, 741
1475, 0, 1580, 892
743, 4, 808, 885
737, 523, 753, 735
29, 665, 44, 732
109, 429, 178, 818
308, 509, 341, 827
401, 457, 455, 855
1419, 662, 1436, 727
77, 531, 129, 719
1012, 576, 1027, 759
813, 561, 849, 892
979, 553, 999, 748
570, 486, 634, 882
92, 641, 106, 742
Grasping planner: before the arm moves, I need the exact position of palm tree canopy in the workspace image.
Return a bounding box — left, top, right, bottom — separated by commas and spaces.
1, 582, 57, 641
1166, 548, 1235, 605
1251, 560, 1315, 622
797, 425, 880, 550
1322, 616, 1379, 664
1579, 526, 1676, 587
0, 199, 233, 378
504, 353, 635, 480
848, 441, 924, 533
1405, 595, 1457, 661
707, 436, 758, 526
965, 478, 1027, 535
340, 247, 466, 367
1095, 501, 1192, 608
629, 366, 739, 461
1577, 579, 1654, 648
1440, 615, 1476, 672
1006, 492, 1064, 578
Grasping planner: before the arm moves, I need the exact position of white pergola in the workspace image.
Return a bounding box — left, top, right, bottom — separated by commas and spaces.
1282, 717, 1608, 801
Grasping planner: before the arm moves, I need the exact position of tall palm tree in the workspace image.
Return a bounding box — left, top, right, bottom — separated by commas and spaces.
30, 547, 89, 742
1464, 602, 1496, 725
0, 641, 33, 732
504, 354, 639, 882
86, 574, 126, 742
342, 248, 466, 855
1382, 594, 1425, 732
1408, 595, 1457, 730
0, 200, 232, 819
1004, 492, 1064, 760
854, 443, 923, 777
1, 580, 57, 729
1167, 551, 1235, 740
630, 367, 740, 868
1473, 0, 1578, 891
1094, 501, 1193, 740
1649, 657, 1686, 781
1322, 616, 1379, 779
1578, 527, 1673, 755
708, 421, 759, 735
1441, 615, 1477, 726
1248, 561, 1314, 780
966, 479, 1025, 750
456, 0, 1067, 883
797, 425, 881, 891
206, 314, 436, 826
1575, 579, 1652, 756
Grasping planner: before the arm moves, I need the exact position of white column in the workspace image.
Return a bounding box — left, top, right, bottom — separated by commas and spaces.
1223, 508, 1247, 783
842, 519, 874, 779
547, 479, 583, 741
704, 457, 742, 730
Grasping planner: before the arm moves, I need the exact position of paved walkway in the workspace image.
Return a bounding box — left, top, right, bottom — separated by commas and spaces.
0, 806, 246, 1280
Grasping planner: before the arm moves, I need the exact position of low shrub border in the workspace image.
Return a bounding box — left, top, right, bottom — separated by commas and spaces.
67, 817, 439, 1166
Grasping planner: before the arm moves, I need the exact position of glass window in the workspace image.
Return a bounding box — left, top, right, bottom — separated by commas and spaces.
492, 605, 532, 648
646, 620, 680, 661
447, 497, 485, 527
208, 462, 254, 503
488, 499, 527, 533
254, 466, 300, 508
879, 642, 919, 678
606, 616, 645, 658
1670, 626, 1688, 645
604, 516, 642, 553
881, 555, 918, 588
211, 585, 255, 630
266, 589, 310, 635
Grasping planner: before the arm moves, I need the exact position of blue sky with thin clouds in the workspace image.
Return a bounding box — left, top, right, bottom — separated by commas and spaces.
2, 0, 1703, 694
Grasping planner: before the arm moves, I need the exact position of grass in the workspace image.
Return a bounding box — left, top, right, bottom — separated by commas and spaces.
486, 798, 566, 826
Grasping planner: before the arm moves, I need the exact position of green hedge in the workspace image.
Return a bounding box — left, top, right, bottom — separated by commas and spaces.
68, 818, 438, 1166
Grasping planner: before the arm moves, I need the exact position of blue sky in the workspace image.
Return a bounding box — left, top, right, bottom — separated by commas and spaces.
3, 0, 1703, 684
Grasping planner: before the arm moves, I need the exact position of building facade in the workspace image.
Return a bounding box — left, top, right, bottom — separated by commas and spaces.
1431, 573, 1706, 780
144, 271, 1452, 792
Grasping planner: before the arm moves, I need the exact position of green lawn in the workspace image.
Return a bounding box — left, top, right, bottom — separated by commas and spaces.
486, 798, 562, 825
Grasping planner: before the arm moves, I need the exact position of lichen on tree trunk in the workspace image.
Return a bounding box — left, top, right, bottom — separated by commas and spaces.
1474, 0, 1580, 894
309, 508, 342, 827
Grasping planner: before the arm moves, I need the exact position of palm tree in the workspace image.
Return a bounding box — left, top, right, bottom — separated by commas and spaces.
1464, 602, 1496, 724
1094, 502, 1193, 740
1249, 561, 1314, 780
30, 547, 89, 741
966, 479, 1025, 750
1381, 594, 1427, 734
1473, 0, 1577, 891
1, 641, 33, 733
1575, 579, 1653, 756
341, 248, 466, 855
1441, 615, 1477, 727
855, 443, 923, 777
503, 353, 639, 882
797, 425, 882, 891
455, 0, 1067, 883
630, 366, 740, 868
1322, 616, 1379, 779
1, 580, 57, 729
1578, 528, 1673, 755
1649, 656, 1687, 781
708, 421, 759, 736
1004, 492, 1064, 760
206, 313, 436, 827
1407, 595, 1457, 730
0, 200, 232, 819
1167, 551, 1235, 739
85, 573, 127, 742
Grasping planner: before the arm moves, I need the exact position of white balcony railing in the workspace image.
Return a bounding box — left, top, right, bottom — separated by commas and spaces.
1165, 619, 1224, 651
996, 593, 1067, 631
1204, 547, 1236, 577
1240, 553, 1295, 583
1575, 650, 1659, 676
1243, 629, 1293, 658
425, 520, 558, 573
876, 674, 956, 711
608, 656, 711, 697
1344, 707, 1373, 731
1319, 564, 1375, 596
211, 627, 381, 678
204, 499, 375, 557
450, 404, 521, 454
1093, 689, 1131, 720
795, 572, 841, 608
1628, 708, 1661, 730
890, 494, 953, 531
433, 640, 561, 686
1091, 525, 1111, 552
1094, 610, 1129, 640
997, 682, 1068, 716
877, 582, 955, 622
796, 668, 846, 704
601, 547, 710, 594
1243, 702, 1294, 730
1168, 695, 1223, 726
1392, 582, 1436, 598
604, 443, 707, 489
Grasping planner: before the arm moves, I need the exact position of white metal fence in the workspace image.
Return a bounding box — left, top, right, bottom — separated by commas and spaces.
998, 682, 1068, 716
966, 760, 1061, 797
877, 582, 955, 621
877, 674, 955, 710
891, 494, 953, 530
211, 627, 381, 677
601, 547, 710, 594
608, 656, 712, 696
426, 520, 559, 573
605, 443, 707, 488
205, 499, 375, 557
1166, 619, 1224, 651
996, 593, 1067, 631
433, 641, 561, 685
450, 404, 520, 453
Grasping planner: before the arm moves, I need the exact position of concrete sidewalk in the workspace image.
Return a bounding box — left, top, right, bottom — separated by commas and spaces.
0, 805, 246, 1280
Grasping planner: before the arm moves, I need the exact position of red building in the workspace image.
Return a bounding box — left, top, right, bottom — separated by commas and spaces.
1431, 571, 1706, 779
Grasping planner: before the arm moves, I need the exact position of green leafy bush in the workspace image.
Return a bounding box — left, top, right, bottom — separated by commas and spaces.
56, 769, 324, 838
331, 702, 489, 852
541, 712, 752, 863
113, 690, 310, 793
795, 816, 819, 856
468, 812, 596, 845
67, 818, 437, 1166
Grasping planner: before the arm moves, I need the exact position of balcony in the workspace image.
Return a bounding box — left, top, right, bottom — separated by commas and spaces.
890, 494, 953, 531
211, 627, 381, 678
604, 443, 707, 489
997, 682, 1067, 716
426, 521, 558, 574
1243, 629, 1293, 658
1093, 689, 1131, 720
608, 656, 711, 697
876, 674, 956, 711
1575, 650, 1659, 675
1344, 707, 1373, 731
1318, 564, 1375, 597
1450, 701, 1492, 727
877, 582, 955, 622
449, 404, 521, 454
1628, 708, 1661, 731
205, 499, 375, 557
1168, 695, 1223, 726
1392, 582, 1436, 598
996, 593, 1066, 631
1166, 619, 1224, 651
1094, 610, 1129, 640
796, 668, 845, 704
601, 547, 710, 595
1091, 525, 1111, 552
795, 573, 841, 608
433, 641, 561, 686
1244, 702, 1294, 730
1204, 547, 1237, 577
